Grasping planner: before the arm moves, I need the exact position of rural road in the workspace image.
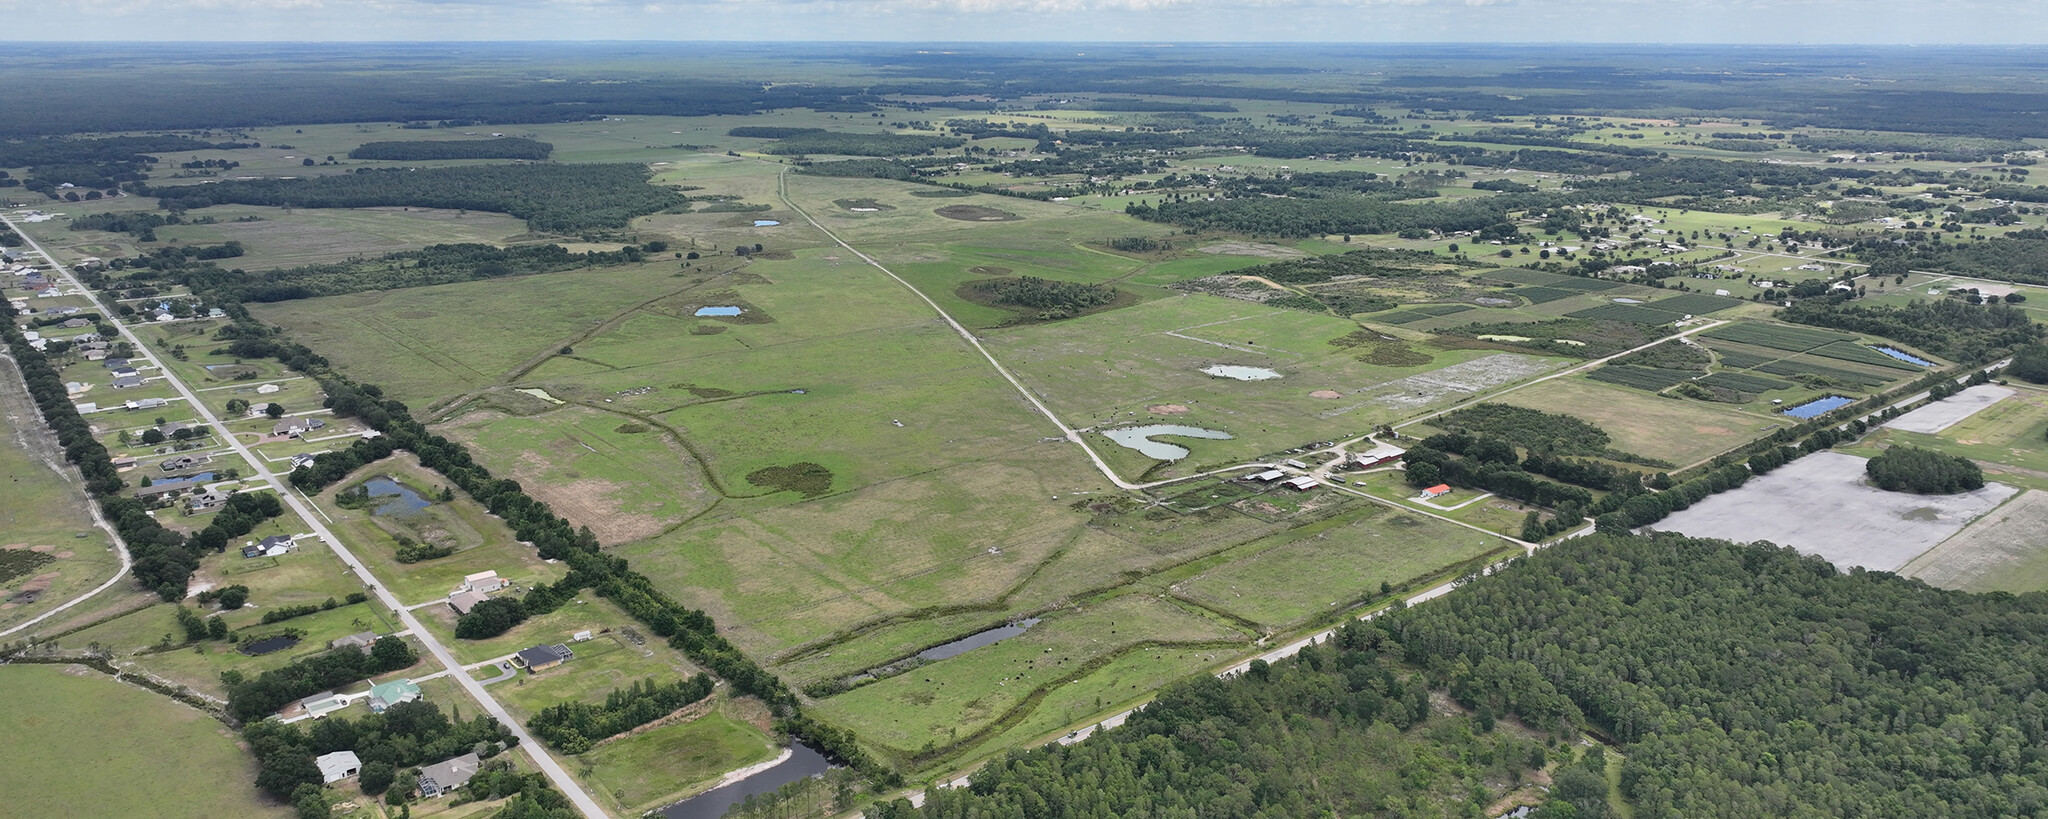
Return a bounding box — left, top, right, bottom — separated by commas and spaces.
0, 213, 610, 819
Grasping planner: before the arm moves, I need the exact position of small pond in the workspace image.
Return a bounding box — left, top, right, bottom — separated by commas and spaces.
918, 618, 1042, 662
1102, 424, 1233, 460
1873, 346, 1936, 367
660, 743, 833, 819
1612, 297, 1644, 304
364, 476, 431, 516
694, 306, 743, 317
1783, 396, 1854, 419
1202, 364, 1282, 381
239, 635, 301, 656
157, 471, 216, 485
752, 219, 781, 227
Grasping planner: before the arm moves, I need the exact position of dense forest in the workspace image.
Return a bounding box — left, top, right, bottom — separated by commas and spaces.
345, 137, 553, 161
971, 276, 1117, 320
760, 131, 965, 157
1778, 297, 2040, 362
1865, 445, 1986, 494
145, 163, 686, 233
883, 533, 2048, 819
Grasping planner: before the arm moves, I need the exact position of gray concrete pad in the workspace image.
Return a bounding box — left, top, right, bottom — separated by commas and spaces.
1652, 451, 2017, 572
1884, 384, 2014, 434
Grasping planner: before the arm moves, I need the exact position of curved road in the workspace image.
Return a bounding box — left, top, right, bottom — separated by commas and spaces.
0, 212, 608, 819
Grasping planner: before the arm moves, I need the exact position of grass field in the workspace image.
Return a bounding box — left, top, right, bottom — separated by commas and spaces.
1900, 490, 2048, 593
492, 633, 702, 721
1498, 377, 1786, 466
312, 455, 568, 605
0, 664, 289, 818
577, 697, 780, 816
0, 355, 123, 635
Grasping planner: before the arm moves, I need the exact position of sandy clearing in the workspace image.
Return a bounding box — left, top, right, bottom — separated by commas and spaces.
1885, 384, 2014, 435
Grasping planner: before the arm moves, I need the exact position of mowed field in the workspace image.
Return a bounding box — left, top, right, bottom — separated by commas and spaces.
1493, 376, 1788, 466
0, 354, 122, 634
0, 664, 289, 818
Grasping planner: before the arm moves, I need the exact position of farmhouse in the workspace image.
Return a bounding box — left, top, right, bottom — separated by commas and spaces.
418, 752, 482, 797
367, 678, 421, 713
315, 750, 362, 783
447, 589, 489, 615
512, 644, 575, 673
1418, 484, 1452, 500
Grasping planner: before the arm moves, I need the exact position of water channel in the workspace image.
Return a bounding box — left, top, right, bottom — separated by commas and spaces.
917, 618, 1042, 662
659, 743, 833, 819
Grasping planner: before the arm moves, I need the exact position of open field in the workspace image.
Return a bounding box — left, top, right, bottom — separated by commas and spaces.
1496, 376, 1783, 466
0, 664, 289, 818
0, 354, 123, 634
1655, 451, 2018, 572
577, 697, 780, 817
312, 455, 568, 605
1901, 489, 2048, 593
492, 632, 702, 720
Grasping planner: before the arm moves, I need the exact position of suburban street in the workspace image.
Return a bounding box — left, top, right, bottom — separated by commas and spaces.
0, 211, 611, 819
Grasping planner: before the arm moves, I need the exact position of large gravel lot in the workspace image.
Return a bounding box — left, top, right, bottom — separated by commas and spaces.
1885, 385, 2014, 434
1652, 451, 2017, 572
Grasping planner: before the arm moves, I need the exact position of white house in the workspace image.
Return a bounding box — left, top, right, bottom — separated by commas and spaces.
461, 571, 505, 594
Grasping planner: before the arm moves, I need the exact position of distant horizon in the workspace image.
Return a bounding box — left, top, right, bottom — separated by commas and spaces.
4, 0, 2045, 46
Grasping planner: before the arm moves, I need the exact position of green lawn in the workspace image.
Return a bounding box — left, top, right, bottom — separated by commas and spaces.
0, 664, 289, 818
491, 633, 701, 721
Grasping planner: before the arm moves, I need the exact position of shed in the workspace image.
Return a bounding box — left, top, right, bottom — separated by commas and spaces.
1249, 469, 1286, 482
1419, 484, 1452, 500
1283, 459, 1309, 469
1281, 476, 1319, 491
315, 750, 362, 783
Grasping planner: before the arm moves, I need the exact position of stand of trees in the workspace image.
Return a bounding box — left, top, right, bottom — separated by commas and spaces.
244, 700, 515, 799
146, 163, 686, 233
760, 132, 963, 156
1866, 445, 1986, 494
223, 637, 418, 722
1779, 296, 2040, 362
971, 276, 1116, 320
528, 674, 714, 753
346, 137, 552, 161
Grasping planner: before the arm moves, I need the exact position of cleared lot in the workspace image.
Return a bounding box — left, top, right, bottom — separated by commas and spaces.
1901, 489, 2048, 593
1653, 451, 2017, 572
1885, 385, 2014, 434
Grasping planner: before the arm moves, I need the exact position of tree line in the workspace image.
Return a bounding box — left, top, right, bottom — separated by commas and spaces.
145, 163, 687, 234
346, 137, 552, 161
528, 674, 715, 753
222, 636, 419, 722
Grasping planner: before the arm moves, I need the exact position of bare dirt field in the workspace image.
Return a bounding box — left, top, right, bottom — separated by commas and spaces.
1886, 385, 2015, 435
1652, 451, 2018, 572
1197, 242, 1308, 259
1900, 489, 2048, 593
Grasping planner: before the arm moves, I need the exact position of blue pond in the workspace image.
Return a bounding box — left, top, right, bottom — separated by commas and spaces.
1783, 396, 1854, 419
364, 477, 431, 516
694, 306, 742, 317
1873, 347, 1936, 367
752, 219, 781, 227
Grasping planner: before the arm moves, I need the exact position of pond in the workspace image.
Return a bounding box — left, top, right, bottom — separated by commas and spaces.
1102, 424, 1233, 460
156, 471, 216, 485
660, 743, 834, 819
1612, 297, 1644, 304
239, 635, 301, 656
694, 306, 743, 317
1783, 396, 1854, 419
1202, 364, 1282, 381
364, 476, 431, 516
1873, 346, 1936, 367
918, 618, 1042, 662
752, 219, 781, 227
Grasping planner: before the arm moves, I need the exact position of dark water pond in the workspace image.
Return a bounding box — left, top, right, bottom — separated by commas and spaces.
364, 477, 430, 516
659, 743, 832, 819
239, 635, 301, 656
919, 618, 1042, 662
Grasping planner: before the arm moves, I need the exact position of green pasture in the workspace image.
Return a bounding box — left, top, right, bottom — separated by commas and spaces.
491, 633, 702, 721
312, 456, 567, 605
578, 698, 780, 817
0, 377, 123, 635
806, 592, 1247, 761
0, 665, 289, 819
1495, 376, 1787, 467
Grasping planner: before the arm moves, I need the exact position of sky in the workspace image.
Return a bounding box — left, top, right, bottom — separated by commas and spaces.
5, 0, 2048, 43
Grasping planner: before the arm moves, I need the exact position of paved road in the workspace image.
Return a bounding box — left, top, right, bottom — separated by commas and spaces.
0, 212, 610, 819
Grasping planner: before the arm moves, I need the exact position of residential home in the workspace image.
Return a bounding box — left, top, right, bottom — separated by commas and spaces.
1418, 484, 1453, 500
110, 367, 139, 379
289, 453, 318, 471
259, 535, 294, 556
185, 491, 228, 513
315, 750, 362, 783
126, 397, 168, 410
330, 632, 379, 655
60, 317, 88, 328
447, 589, 489, 615
111, 376, 144, 389
513, 644, 575, 673
367, 679, 422, 713
160, 455, 203, 472
418, 752, 482, 797
272, 420, 306, 437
